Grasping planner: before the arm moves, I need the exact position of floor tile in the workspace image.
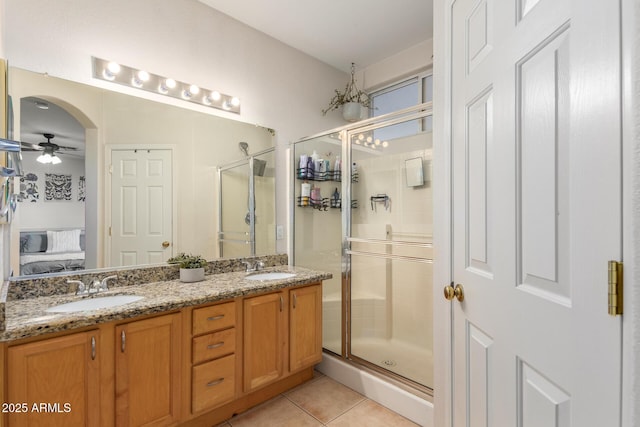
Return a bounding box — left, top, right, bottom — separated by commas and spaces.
327, 399, 419, 427
228, 396, 322, 427
285, 376, 365, 424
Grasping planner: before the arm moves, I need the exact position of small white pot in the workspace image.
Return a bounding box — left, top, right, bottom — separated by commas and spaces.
180, 267, 205, 283
342, 102, 363, 122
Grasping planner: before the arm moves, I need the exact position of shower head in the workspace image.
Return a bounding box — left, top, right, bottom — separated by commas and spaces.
239, 142, 249, 156
253, 159, 267, 177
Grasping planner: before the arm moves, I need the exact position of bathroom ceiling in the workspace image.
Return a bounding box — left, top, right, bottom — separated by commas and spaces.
198, 0, 434, 72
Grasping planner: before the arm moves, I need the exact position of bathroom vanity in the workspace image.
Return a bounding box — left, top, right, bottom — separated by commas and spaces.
0, 258, 329, 426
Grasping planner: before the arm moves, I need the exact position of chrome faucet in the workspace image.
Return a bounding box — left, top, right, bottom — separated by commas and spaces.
68, 275, 117, 296
99, 275, 118, 292
242, 260, 265, 273
68, 279, 87, 296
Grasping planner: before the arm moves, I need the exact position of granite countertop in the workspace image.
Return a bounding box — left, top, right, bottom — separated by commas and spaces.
1, 266, 331, 342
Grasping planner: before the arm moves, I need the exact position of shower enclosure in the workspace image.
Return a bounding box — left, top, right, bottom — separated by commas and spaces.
292, 104, 433, 392
218, 148, 275, 257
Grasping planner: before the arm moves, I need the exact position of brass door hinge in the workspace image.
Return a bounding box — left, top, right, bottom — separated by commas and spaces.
608, 260, 623, 316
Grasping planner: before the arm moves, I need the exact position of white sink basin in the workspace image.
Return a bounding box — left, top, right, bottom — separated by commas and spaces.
245, 272, 296, 281
46, 295, 144, 313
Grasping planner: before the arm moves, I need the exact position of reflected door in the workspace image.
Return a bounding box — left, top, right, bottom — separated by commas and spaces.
110, 149, 172, 266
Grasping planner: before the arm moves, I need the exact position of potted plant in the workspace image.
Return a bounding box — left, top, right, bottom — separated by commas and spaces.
168, 252, 207, 283
322, 63, 371, 122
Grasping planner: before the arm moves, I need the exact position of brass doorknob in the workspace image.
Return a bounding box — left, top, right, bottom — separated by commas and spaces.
162, 241, 170, 248
443, 283, 464, 302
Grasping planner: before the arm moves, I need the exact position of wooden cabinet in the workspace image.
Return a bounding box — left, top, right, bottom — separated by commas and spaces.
4, 281, 323, 426
7, 330, 101, 427
289, 284, 323, 372
115, 313, 181, 426
190, 301, 238, 414
243, 291, 285, 392
243, 284, 323, 393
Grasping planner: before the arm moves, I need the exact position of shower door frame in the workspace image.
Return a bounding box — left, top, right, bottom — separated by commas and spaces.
217, 147, 274, 257
291, 103, 434, 396
342, 106, 434, 395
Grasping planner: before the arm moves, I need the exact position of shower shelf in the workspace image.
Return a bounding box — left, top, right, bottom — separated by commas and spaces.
296, 196, 358, 211
296, 168, 358, 183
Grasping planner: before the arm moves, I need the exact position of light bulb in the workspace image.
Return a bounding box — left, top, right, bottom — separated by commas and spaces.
374, 139, 381, 146
103, 61, 121, 81
231, 97, 240, 107
366, 136, 373, 143
358, 134, 364, 141
202, 95, 212, 106
51, 155, 62, 165
159, 78, 176, 94
107, 62, 121, 74
189, 85, 200, 95
137, 70, 150, 81
382, 141, 389, 148
211, 91, 221, 101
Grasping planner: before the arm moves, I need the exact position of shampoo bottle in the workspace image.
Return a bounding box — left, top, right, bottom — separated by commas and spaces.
311, 150, 319, 179
301, 181, 311, 206
333, 155, 341, 181
299, 154, 308, 178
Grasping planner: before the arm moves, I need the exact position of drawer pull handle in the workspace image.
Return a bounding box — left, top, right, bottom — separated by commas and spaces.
91, 336, 96, 360
293, 293, 297, 309
206, 378, 225, 387
207, 314, 225, 321
279, 295, 283, 312
121, 330, 126, 353
207, 342, 225, 350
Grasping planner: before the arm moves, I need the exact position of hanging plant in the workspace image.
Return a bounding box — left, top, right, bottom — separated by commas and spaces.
322, 63, 372, 117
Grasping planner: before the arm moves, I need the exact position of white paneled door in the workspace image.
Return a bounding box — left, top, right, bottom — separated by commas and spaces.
110, 149, 173, 267
448, 0, 621, 425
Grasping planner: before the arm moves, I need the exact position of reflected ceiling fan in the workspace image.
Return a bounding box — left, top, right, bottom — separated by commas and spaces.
21, 133, 77, 164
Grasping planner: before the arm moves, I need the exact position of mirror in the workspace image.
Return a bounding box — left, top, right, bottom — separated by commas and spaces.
9, 67, 276, 277
405, 157, 425, 187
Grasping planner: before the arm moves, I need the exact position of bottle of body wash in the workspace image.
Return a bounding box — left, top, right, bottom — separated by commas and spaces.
301, 181, 311, 206
299, 154, 308, 178
333, 155, 341, 181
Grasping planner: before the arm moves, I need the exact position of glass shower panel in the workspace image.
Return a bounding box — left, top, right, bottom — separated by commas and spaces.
253, 151, 276, 255
293, 134, 343, 355
219, 163, 251, 257
347, 117, 433, 389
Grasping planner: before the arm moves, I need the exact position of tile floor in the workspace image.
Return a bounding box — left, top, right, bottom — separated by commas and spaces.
218, 371, 419, 427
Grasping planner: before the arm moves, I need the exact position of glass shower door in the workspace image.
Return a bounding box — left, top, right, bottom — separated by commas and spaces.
253, 151, 276, 255
218, 150, 275, 258
218, 161, 252, 257
345, 112, 434, 390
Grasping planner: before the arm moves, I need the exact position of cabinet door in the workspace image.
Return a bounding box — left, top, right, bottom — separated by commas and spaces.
7, 330, 100, 427
115, 313, 181, 426
289, 284, 323, 372
243, 292, 285, 392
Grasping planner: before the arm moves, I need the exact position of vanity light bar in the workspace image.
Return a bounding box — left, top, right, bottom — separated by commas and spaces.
91, 57, 240, 114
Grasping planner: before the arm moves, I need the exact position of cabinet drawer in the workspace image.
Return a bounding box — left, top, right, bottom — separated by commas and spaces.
192, 301, 235, 335
192, 328, 236, 364
192, 354, 236, 413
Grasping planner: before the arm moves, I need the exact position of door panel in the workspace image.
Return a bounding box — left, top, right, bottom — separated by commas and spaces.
449, 0, 622, 425
111, 149, 172, 266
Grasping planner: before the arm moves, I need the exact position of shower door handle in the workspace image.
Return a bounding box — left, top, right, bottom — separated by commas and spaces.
443, 283, 464, 302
